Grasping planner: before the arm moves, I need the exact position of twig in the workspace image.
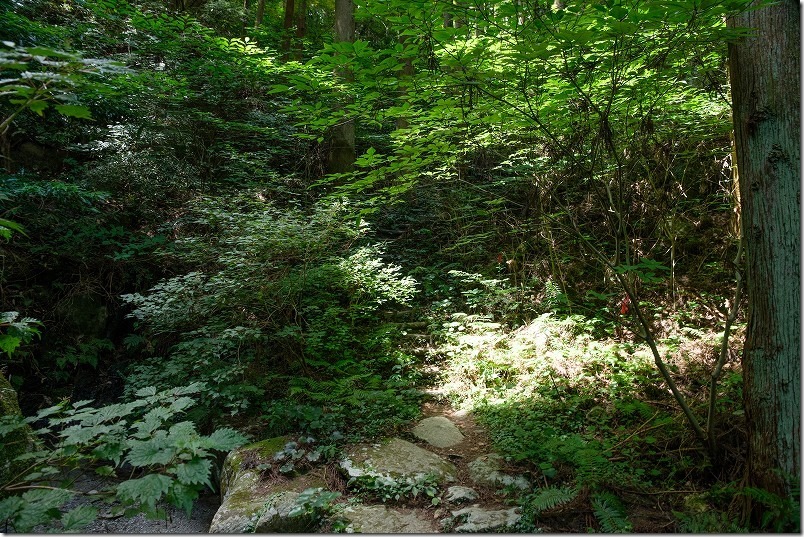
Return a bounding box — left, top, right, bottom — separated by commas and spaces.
609, 410, 660, 452
706, 234, 743, 458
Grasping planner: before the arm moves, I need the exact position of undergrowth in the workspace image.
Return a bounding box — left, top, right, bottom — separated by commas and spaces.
428, 305, 747, 532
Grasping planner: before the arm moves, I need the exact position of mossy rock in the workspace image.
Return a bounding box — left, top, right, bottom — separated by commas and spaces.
219, 436, 290, 498
341, 438, 457, 487
0, 372, 38, 494
209, 436, 330, 533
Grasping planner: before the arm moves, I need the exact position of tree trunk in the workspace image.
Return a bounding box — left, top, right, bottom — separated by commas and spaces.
254, 0, 266, 27
396, 32, 415, 130
241, 0, 250, 35
327, 0, 356, 174
280, 0, 295, 62
292, 0, 307, 61
728, 0, 800, 524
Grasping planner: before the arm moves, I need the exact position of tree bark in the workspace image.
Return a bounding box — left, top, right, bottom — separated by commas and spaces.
254, 0, 266, 27
280, 0, 295, 62
327, 0, 356, 174
292, 0, 307, 61
728, 0, 800, 521
396, 32, 415, 130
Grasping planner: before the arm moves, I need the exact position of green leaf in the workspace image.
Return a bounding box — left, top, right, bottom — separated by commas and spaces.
168, 396, 195, 413
591, 491, 632, 533
528, 486, 578, 512
95, 465, 116, 477
0, 496, 25, 526
135, 386, 157, 398
0, 335, 22, 356
0, 415, 28, 436
26, 46, 75, 59
13, 488, 73, 532
116, 474, 172, 510
60, 423, 102, 445
126, 436, 175, 466
92, 440, 125, 466
175, 457, 212, 486
268, 84, 289, 94
61, 505, 98, 532
27, 99, 48, 116
202, 428, 248, 451
53, 104, 92, 119
0, 217, 26, 237
135, 407, 172, 436
167, 482, 198, 517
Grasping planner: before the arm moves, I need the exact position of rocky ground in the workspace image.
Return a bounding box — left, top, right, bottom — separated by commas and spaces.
207, 398, 534, 534
32, 397, 533, 533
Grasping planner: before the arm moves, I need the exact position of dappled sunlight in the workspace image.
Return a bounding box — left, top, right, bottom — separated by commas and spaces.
426, 308, 747, 529
2, 0, 796, 532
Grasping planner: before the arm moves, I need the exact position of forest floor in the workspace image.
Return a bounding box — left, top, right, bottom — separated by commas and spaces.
27, 313, 744, 534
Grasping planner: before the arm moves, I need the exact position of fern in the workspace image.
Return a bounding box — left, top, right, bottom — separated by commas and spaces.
741, 486, 800, 532
573, 447, 611, 487
673, 510, 748, 533
591, 491, 632, 533
527, 486, 577, 513
288, 374, 385, 406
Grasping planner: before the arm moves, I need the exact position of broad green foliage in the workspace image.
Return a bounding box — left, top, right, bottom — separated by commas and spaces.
277, 0, 746, 318
0, 0, 769, 531
0, 40, 128, 133
287, 487, 343, 523
0, 311, 40, 358
121, 195, 420, 427
0, 383, 247, 532
431, 311, 744, 530
0, 216, 25, 241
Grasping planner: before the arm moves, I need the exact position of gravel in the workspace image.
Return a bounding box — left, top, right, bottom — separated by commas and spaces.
17, 473, 221, 534
77, 493, 220, 534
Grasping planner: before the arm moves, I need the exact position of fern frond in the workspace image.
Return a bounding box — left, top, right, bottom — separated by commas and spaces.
528, 486, 578, 513
591, 491, 632, 533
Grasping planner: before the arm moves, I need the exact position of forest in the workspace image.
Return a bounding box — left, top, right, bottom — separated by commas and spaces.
0, 0, 799, 532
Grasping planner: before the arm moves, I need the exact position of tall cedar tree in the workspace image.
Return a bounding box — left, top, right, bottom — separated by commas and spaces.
728, 0, 801, 519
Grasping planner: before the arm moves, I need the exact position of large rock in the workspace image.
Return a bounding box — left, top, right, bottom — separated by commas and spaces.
412, 417, 465, 448
209, 437, 326, 533
341, 438, 457, 485
444, 486, 478, 504
447, 505, 521, 533
340, 504, 436, 533
0, 372, 39, 493
467, 453, 530, 491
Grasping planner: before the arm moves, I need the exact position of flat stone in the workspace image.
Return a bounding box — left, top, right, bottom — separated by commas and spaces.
445, 486, 478, 504
449, 505, 521, 532
341, 504, 436, 533
467, 453, 530, 491
341, 438, 457, 484
412, 416, 465, 448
